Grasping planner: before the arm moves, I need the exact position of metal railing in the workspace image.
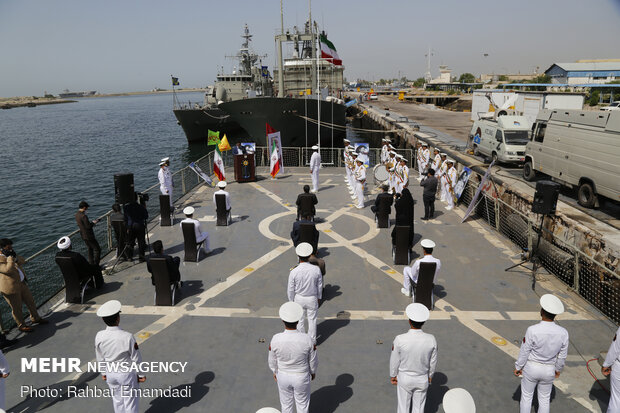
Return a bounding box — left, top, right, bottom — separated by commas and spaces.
459, 178, 620, 323
1, 151, 216, 330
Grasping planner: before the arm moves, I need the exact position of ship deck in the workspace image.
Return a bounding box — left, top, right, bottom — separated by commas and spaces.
5, 167, 616, 412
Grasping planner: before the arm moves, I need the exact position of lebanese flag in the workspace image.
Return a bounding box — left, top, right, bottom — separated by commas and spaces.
213, 145, 225, 181
320, 34, 342, 66
270, 137, 280, 178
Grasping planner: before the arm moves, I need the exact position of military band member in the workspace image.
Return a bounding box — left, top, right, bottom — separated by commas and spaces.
402, 239, 441, 298
268, 301, 318, 413
514, 294, 568, 413
394, 157, 409, 195
381, 137, 391, 164
354, 157, 367, 209
387, 151, 398, 193
390, 303, 437, 413
95, 300, 145, 413
602, 325, 620, 412
445, 160, 457, 210
288, 243, 323, 344
348, 150, 358, 194
437, 153, 448, 201
431, 148, 441, 171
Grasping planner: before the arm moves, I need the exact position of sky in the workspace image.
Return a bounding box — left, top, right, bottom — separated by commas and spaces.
1, 0, 619, 97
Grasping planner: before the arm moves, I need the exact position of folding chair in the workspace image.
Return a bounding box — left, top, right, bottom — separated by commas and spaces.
215, 194, 231, 226
55, 256, 96, 304
392, 225, 411, 265
414, 262, 437, 310
149, 258, 177, 306
182, 222, 204, 263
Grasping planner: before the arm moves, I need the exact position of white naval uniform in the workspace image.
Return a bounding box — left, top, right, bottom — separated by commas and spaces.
390, 329, 438, 413
354, 165, 366, 208
213, 189, 231, 211
603, 326, 620, 413
95, 326, 143, 413
158, 166, 173, 207
381, 145, 390, 164
438, 162, 448, 201
394, 164, 409, 195
515, 321, 569, 413
445, 167, 458, 209
403, 255, 441, 300
0, 349, 9, 410
386, 159, 397, 193
431, 154, 441, 172
287, 262, 323, 343
180, 217, 210, 251
268, 329, 318, 413
310, 151, 321, 192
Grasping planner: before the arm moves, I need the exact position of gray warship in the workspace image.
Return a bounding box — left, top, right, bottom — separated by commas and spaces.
173, 24, 273, 143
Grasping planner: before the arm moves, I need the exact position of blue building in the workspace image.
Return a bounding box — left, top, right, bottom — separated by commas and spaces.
545, 61, 620, 85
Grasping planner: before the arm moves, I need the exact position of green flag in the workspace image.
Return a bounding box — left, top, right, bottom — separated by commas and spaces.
207, 130, 220, 145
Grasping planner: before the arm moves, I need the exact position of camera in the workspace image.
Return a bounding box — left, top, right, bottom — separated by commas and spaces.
136, 192, 150, 204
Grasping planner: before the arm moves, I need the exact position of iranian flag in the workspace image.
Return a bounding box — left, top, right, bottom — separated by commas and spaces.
213, 145, 225, 181
270, 135, 281, 178
320, 34, 342, 66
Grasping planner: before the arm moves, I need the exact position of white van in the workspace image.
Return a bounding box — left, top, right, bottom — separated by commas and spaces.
523, 109, 620, 208
469, 115, 531, 164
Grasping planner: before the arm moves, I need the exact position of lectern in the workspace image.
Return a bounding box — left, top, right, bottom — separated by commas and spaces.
234, 154, 256, 182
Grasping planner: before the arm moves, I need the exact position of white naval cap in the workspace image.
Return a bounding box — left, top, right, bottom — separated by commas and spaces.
400, 157, 408, 163
389, 150, 397, 155
540, 294, 564, 315
446, 159, 454, 163
159, 161, 166, 166
312, 145, 319, 150
406, 303, 430, 322
343, 138, 351, 143
295, 242, 313, 258
356, 156, 366, 163
217, 181, 227, 188
97, 300, 122, 317
183, 206, 195, 215
440, 152, 447, 156
160, 157, 170, 162
443, 388, 476, 413
256, 409, 280, 413
57, 236, 71, 250
279, 301, 303, 323
420, 239, 435, 249
421, 142, 429, 147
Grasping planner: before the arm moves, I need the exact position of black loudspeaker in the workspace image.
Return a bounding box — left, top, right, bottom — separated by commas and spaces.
114, 173, 135, 204
532, 180, 560, 215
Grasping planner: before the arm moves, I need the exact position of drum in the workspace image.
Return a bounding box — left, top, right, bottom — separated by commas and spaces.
373, 164, 389, 185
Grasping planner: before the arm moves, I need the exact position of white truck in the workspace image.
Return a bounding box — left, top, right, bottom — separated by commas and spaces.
469, 115, 531, 164
523, 109, 620, 208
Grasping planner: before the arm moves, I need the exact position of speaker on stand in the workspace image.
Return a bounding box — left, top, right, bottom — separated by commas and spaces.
505, 180, 560, 290
114, 173, 135, 204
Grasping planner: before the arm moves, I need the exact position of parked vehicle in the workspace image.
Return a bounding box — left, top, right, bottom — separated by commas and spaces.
469, 115, 531, 164
601, 101, 620, 111
369, 93, 378, 101
523, 109, 620, 208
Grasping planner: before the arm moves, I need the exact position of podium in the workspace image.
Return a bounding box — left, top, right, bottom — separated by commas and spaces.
234, 154, 256, 182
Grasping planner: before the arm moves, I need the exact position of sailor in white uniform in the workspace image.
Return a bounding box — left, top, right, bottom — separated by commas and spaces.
416, 143, 430, 180
268, 301, 318, 413
445, 160, 458, 210
354, 156, 366, 209
0, 349, 9, 410
95, 300, 145, 413
437, 153, 448, 202
514, 294, 569, 413
430, 149, 441, 171
309, 145, 321, 193
395, 157, 409, 195
402, 239, 441, 299
387, 151, 398, 194
287, 243, 323, 344
390, 303, 437, 413
158, 157, 173, 207
602, 325, 620, 412
213, 180, 231, 212
381, 137, 391, 164
343, 139, 351, 184
347, 150, 357, 193
180, 206, 210, 253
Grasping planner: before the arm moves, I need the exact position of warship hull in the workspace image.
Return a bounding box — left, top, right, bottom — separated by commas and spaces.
219, 97, 346, 147
173, 107, 246, 143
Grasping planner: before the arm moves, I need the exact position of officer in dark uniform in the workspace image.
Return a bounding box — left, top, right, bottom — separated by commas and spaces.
124, 194, 149, 262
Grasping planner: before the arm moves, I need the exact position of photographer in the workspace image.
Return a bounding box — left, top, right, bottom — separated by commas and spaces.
124, 193, 149, 262
0, 239, 48, 332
